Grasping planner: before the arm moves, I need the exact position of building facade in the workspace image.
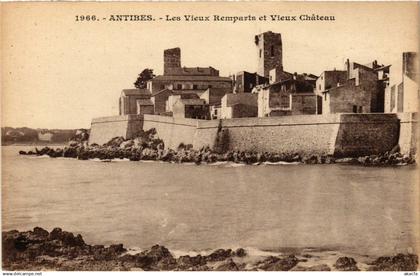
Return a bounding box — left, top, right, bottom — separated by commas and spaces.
119, 89, 152, 115
235, 71, 268, 93
166, 93, 199, 113
220, 93, 258, 119
136, 99, 154, 116
256, 74, 317, 117
172, 99, 210, 119
151, 88, 173, 115
315, 60, 390, 114
385, 52, 419, 113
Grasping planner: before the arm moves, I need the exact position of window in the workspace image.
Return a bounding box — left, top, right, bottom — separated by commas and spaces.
177, 84, 182, 90
353, 105, 357, 113
270, 45, 274, 57
193, 84, 198, 90
324, 93, 327, 101
208, 85, 212, 88
259, 49, 262, 58
280, 94, 290, 109
358, 106, 362, 113
318, 84, 321, 90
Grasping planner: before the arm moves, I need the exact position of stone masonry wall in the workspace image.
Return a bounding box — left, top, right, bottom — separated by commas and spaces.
143, 115, 199, 149
334, 113, 400, 157
90, 113, 414, 157
218, 115, 340, 155
89, 115, 143, 145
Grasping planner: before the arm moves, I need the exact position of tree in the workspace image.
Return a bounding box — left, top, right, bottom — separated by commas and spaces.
134, 68, 155, 89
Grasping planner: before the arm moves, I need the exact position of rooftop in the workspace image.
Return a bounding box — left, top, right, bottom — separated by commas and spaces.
165, 66, 219, 77
151, 75, 232, 82
121, 88, 151, 96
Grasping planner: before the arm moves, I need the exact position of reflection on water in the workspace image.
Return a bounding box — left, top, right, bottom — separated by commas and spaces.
2, 146, 418, 256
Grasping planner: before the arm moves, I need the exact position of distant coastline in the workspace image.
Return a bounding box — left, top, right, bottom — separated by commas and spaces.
1, 127, 84, 146
2, 142, 67, 147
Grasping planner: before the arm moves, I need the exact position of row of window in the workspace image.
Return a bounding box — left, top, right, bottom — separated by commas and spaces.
168, 84, 213, 90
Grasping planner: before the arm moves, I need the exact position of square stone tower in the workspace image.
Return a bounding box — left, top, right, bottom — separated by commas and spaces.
164, 47, 181, 75
255, 31, 283, 78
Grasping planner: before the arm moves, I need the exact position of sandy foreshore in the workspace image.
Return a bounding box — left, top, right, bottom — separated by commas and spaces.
3, 227, 418, 271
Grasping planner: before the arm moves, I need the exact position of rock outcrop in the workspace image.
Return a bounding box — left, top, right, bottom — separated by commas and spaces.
2, 228, 418, 271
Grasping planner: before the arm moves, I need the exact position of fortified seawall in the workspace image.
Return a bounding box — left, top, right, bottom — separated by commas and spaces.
89, 115, 143, 146
89, 113, 417, 157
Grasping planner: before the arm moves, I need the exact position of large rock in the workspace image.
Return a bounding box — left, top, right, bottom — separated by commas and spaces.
104, 137, 125, 148
48, 228, 85, 247
215, 258, 239, 271
334, 256, 359, 271
205, 249, 233, 262
120, 140, 134, 149
369, 254, 418, 271
234, 248, 246, 257
133, 245, 176, 270
176, 255, 207, 270
256, 255, 299, 271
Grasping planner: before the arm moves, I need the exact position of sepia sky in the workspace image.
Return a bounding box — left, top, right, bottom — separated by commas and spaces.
2, 2, 419, 129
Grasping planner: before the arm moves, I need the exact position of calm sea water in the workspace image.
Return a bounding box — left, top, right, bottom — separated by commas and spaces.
2, 146, 418, 256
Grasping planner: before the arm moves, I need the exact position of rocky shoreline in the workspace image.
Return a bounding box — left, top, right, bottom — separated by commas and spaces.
2, 227, 418, 271
18, 128, 416, 166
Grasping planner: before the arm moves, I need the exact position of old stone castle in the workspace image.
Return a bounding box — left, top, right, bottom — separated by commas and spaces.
90, 31, 418, 157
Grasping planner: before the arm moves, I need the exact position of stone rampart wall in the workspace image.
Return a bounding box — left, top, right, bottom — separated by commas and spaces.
89, 115, 143, 145
334, 113, 400, 157
90, 113, 416, 157
143, 115, 200, 149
